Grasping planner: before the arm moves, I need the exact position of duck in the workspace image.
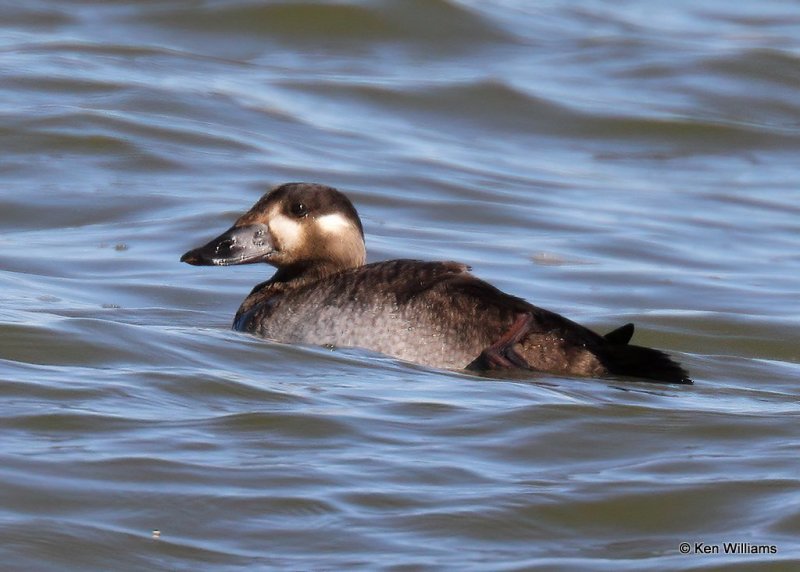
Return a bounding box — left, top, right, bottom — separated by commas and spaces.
181, 182, 691, 384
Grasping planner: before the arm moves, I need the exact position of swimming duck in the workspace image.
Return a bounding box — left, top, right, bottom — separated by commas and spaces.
181, 183, 691, 384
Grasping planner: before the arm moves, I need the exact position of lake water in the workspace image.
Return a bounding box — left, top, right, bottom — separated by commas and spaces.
2, 1, 799, 569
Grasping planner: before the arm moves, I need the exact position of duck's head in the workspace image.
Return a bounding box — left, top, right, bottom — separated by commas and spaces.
181, 183, 366, 279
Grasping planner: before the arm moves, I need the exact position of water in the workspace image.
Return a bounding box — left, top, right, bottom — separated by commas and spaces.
2, 1, 800, 569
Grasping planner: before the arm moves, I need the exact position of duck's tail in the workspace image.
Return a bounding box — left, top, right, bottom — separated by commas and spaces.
602, 335, 691, 384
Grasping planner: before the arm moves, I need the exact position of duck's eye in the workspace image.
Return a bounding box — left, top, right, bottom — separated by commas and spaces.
290, 202, 308, 217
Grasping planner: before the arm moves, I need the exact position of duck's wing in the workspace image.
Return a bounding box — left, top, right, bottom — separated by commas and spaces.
429, 269, 690, 384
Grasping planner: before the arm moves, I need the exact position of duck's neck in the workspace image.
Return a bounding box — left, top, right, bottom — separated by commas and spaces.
270, 260, 356, 287
268, 235, 367, 287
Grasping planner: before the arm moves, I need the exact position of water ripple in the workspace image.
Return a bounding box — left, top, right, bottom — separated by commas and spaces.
2, 0, 800, 569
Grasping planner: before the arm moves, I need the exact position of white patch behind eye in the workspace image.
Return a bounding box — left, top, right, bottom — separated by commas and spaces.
269, 211, 303, 250
317, 213, 352, 234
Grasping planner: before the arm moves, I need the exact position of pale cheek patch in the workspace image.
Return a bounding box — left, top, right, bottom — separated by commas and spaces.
317, 213, 352, 235
269, 212, 303, 251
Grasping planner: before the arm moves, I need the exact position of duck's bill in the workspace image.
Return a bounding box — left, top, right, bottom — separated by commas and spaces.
180, 224, 273, 266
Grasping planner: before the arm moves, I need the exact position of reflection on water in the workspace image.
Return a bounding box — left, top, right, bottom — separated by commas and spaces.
1, 0, 799, 569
